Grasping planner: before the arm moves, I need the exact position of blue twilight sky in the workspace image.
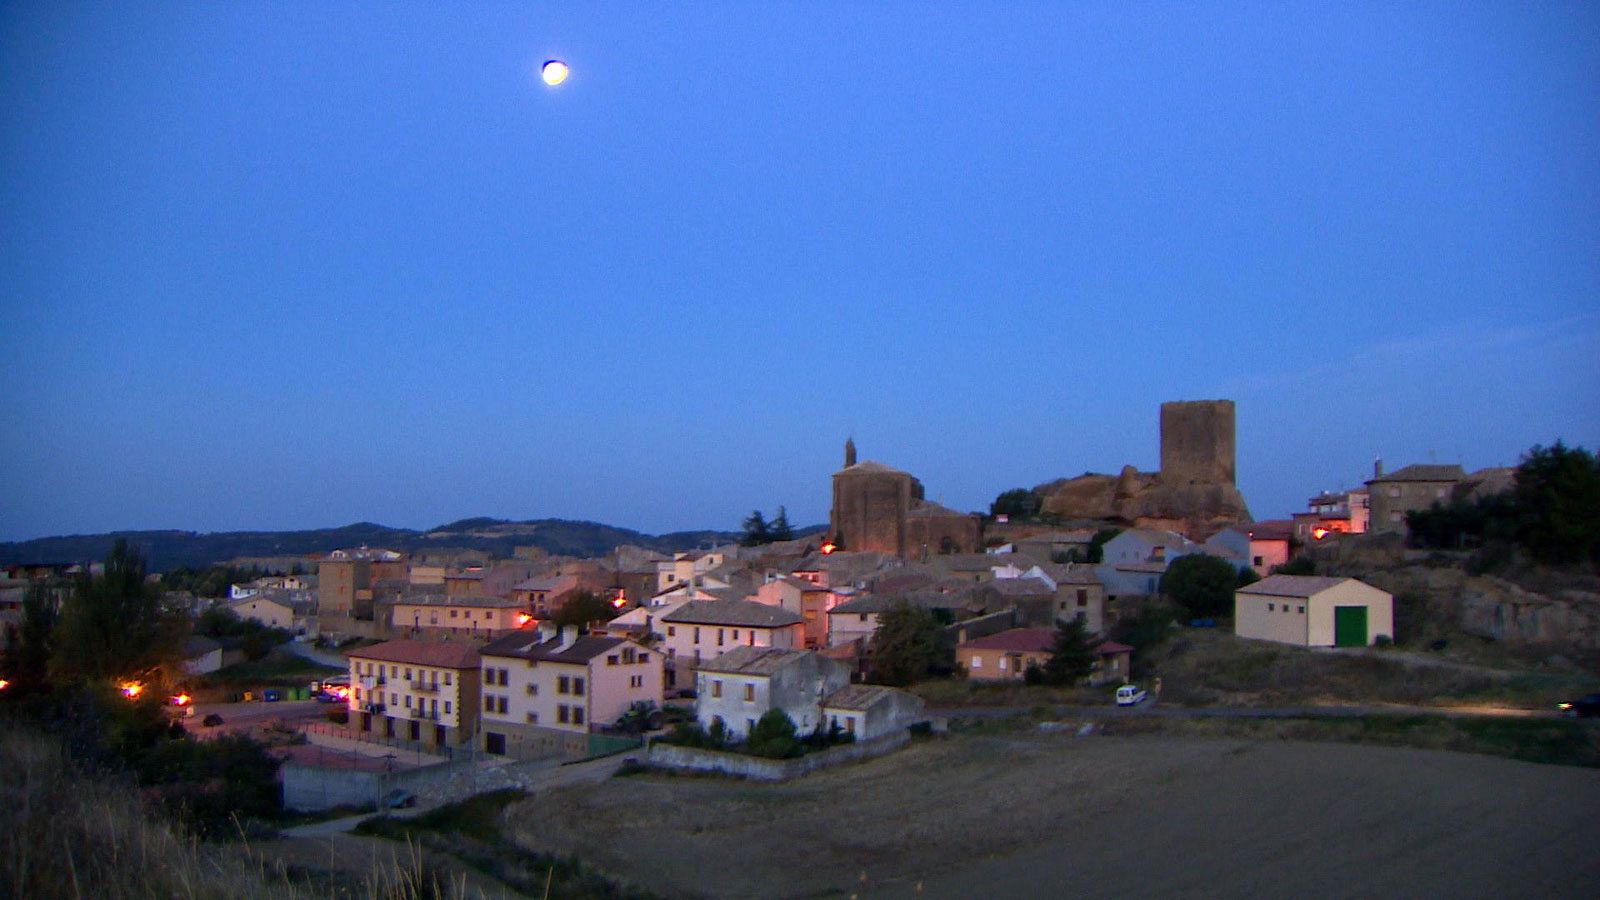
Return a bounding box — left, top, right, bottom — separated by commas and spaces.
2, 4, 1597, 542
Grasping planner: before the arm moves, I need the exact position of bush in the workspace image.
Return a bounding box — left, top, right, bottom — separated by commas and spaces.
745, 709, 803, 759
1160, 555, 1239, 619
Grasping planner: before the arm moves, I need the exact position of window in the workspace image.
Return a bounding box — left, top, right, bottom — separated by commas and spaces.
630, 675, 643, 688
622, 647, 635, 664
527, 711, 539, 724
497, 696, 508, 714
667, 626, 676, 637
526, 683, 539, 696
639, 652, 649, 662
845, 716, 856, 734
444, 701, 451, 714
731, 630, 739, 640
450, 609, 458, 619
711, 680, 723, 698
558, 675, 570, 694
405, 695, 412, 708
694, 627, 701, 644
573, 707, 584, 725
1268, 603, 1275, 612
573, 677, 585, 697
1253, 556, 1264, 566
717, 629, 725, 646
1298, 606, 1305, 614
444, 672, 452, 686
743, 683, 754, 702
999, 657, 1009, 671
484, 695, 494, 712
558, 705, 570, 724
405, 668, 412, 680
971, 656, 982, 669
859, 614, 868, 623
390, 693, 397, 706
1077, 589, 1088, 607
607, 655, 618, 666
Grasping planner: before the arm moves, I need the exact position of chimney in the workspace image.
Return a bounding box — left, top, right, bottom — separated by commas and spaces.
560, 624, 579, 649
538, 621, 557, 643
844, 437, 857, 468
1374, 457, 1384, 479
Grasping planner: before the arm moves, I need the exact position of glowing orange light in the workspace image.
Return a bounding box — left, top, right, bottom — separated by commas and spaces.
0, 679, 10, 691
1312, 527, 1329, 540
821, 542, 837, 555
121, 681, 144, 699
334, 687, 350, 699
516, 613, 533, 627
610, 596, 627, 609
171, 693, 191, 706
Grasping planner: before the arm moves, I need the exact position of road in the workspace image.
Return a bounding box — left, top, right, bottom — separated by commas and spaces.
184, 698, 326, 739
929, 699, 1562, 721
281, 752, 631, 838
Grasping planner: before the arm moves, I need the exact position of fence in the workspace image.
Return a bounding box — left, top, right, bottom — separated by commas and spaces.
302, 720, 455, 764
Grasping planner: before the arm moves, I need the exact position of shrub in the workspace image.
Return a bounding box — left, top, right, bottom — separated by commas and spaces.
745, 709, 802, 759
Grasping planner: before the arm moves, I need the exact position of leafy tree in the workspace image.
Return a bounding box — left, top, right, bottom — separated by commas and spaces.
1236, 566, 1261, 588
1159, 553, 1239, 619
1512, 441, 1600, 565
51, 540, 185, 684
1272, 556, 1316, 576
1041, 616, 1096, 686
1, 583, 60, 696
745, 709, 803, 759
741, 510, 770, 547
550, 589, 620, 630
769, 507, 794, 542
990, 488, 1041, 520
1086, 528, 1122, 564
868, 599, 952, 686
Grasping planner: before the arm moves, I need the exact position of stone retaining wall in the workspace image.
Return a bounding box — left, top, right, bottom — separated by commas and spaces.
643, 731, 909, 782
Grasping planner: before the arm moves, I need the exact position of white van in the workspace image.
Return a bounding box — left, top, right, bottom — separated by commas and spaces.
1115, 685, 1149, 707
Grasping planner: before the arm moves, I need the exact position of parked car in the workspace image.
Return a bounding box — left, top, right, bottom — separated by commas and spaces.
382, 789, 417, 809
1115, 685, 1149, 707
1557, 693, 1600, 719
201, 713, 225, 727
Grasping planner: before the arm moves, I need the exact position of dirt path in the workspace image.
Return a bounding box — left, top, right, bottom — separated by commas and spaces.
504, 733, 1600, 899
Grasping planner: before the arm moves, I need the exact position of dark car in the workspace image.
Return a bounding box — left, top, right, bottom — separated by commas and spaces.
382, 789, 417, 809
1558, 693, 1600, 719
201, 713, 225, 727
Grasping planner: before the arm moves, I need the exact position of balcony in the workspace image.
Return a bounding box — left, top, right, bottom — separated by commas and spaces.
409, 707, 438, 720
410, 681, 441, 694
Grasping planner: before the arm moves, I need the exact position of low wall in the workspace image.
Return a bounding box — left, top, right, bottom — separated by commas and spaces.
281, 758, 463, 812
644, 730, 908, 782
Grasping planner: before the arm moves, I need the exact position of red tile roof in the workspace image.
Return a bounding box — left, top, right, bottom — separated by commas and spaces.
348, 639, 481, 669
958, 628, 1056, 653
1094, 640, 1133, 655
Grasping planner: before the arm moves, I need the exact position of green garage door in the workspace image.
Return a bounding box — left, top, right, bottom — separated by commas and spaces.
1334, 606, 1368, 647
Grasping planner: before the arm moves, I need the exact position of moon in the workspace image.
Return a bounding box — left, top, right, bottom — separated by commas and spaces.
541, 59, 569, 86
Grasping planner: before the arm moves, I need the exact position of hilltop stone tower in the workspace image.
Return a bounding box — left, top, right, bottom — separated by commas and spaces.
1159, 400, 1236, 485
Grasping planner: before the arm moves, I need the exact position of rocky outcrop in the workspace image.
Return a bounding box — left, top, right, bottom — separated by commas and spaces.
1033, 466, 1251, 540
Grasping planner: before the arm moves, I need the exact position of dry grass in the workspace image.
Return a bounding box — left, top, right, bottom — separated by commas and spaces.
1146, 628, 1599, 708
0, 729, 483, 900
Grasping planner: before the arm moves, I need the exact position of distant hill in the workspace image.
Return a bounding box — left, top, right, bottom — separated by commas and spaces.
0, 518, 798, 571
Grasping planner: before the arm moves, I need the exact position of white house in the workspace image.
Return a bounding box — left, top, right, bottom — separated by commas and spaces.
1234, 575, 1394, 648
694, 646, 849, 739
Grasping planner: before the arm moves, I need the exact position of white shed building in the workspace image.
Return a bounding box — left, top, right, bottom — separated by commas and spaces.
1234, 575, 1393, 648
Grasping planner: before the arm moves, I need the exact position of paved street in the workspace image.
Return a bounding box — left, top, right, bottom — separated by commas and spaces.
929, 699, 1562, 722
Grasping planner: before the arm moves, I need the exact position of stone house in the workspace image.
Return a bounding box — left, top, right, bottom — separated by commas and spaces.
659, 598, 805, 687
820, 684, 926, 741
1365, 463, 1467, 535
228, 591, 315, 635
694, 647, 849, 739
958, 628, 1133, 685
390, 594, 526, 640
478, 625, 662, 759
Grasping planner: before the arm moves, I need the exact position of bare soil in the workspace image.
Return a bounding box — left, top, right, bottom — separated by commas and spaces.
506, 732, 1600, 899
